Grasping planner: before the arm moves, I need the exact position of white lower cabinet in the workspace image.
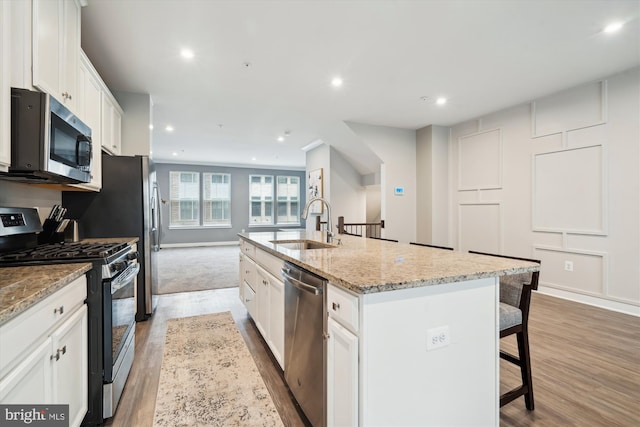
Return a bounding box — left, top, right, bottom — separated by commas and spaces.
52, 305, 88, 427
239, 240, 285, 370
327, 317, 359, 427
0, 276, 88, 427
266, 272, 284, 367
256, 265, 285, 369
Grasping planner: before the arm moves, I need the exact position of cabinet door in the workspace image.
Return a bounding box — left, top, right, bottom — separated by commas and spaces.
327, 317, 358, 427
32, 0, 79, 110
255, 267, 270, 338
112, 109, 122, 155
32, 0, 62, 99
70, 55, 102, 191
268, 276, 285, 369
52, 305, 87, 427
239, 252, 245, 303
101, 93, 114, 154
61, 0, 79, 111
0, 338, 52, 404
0, 0, 10, 170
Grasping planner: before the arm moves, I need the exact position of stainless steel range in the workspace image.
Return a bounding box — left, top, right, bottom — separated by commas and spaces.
0, 207, 138, 425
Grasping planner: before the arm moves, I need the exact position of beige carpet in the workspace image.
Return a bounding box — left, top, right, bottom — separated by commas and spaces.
153, 312, 284, 427
157, 246, 239, 294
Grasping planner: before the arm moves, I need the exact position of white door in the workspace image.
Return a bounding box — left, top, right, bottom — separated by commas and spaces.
268, 276, 285, 369
327, 317, 358, 427
52, 305, 88, 427
0, 339, 52, 404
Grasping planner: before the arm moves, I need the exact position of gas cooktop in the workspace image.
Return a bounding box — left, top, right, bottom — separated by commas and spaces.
0, 241, 130, 263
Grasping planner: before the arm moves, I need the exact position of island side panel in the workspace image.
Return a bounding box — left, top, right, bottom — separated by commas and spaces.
360, 277, 499, 426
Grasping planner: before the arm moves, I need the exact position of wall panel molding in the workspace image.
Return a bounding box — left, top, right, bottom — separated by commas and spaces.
531, 246, 639, 307
532, 144, 607, 235
531, 80, 607, 138
457, 128, 502, 191
458, 202, 502, 253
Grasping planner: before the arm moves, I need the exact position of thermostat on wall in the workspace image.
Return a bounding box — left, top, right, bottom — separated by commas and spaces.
394, 187, 404, 195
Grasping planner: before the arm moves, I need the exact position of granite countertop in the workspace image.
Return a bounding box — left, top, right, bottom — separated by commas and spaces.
0, 263, 92, 326
239, 231, 540, 294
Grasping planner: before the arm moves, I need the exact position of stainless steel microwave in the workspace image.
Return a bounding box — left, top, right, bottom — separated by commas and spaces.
2, 88, 92, 184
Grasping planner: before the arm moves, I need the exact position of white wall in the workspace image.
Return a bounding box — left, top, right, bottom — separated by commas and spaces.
114, 91, 153, 156
445, 67, 639, 315
0, 181, 61, 222
330, 147, 366, 231
305, 144, 366, 235
416, 125, 450, 246
346, 122, 417, 243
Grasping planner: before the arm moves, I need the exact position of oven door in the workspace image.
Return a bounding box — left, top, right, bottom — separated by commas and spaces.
103, 262, 139, 383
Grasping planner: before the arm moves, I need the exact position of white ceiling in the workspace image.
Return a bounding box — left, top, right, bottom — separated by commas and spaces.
80, 0, 640, 174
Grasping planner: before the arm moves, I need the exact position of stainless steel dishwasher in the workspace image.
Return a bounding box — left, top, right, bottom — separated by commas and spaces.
282, 261, 327, 427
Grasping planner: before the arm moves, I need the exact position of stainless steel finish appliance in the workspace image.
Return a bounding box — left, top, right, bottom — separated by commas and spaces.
282, 262, 327, 427
2, 88, 92, 184
0, 207, 138, 426
63, 153, 161, 321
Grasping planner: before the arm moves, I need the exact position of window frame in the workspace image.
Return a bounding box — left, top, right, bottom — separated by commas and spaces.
202, 172, 232, 227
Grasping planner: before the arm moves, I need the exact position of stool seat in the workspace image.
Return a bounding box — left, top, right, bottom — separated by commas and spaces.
499, 302, 522, 331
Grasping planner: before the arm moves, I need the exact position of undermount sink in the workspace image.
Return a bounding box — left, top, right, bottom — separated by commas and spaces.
270, 239, 337, 250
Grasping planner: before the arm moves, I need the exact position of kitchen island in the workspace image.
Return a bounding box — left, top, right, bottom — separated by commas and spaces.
239, 230, 540, 427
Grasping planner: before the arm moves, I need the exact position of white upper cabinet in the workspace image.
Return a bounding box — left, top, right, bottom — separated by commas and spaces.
101, 91, 123, 156
0, 0, 10, 171
69, 51, 103, 191
32, 0, 80, 112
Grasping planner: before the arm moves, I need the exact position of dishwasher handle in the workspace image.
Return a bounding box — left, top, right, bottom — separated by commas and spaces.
282, 268, 324, 295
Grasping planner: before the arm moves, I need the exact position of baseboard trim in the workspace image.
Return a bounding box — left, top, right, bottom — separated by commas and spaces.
160, 241, 240, 249
537, 285, 640, 317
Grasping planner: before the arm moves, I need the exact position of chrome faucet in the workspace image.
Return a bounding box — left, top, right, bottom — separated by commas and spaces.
301, 197, 333, 243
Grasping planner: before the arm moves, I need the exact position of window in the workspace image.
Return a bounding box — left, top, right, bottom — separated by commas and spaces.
169, 171, 200, 227
277, 176, 300, 224
203, 173, 231, 226
249, 175, 274, 224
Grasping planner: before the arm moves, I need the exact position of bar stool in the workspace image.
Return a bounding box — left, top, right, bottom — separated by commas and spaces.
469, 250, 541, 410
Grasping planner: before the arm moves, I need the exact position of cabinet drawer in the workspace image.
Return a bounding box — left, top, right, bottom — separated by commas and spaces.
255, 248, 285, 279
0, 275, 87, 377
242, 256, 256, 290
240, 240, 256, 259
327, 284, 359, 334
243, 281, 257, 319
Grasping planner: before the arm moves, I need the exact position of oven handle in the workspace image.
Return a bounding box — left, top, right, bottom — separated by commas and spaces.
111, 264, 140, 294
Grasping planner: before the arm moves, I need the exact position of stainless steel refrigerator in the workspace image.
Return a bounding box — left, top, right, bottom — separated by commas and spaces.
63, 153, 161, 321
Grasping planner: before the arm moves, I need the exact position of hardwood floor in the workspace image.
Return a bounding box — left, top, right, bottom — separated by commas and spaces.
105, 289, 639, 427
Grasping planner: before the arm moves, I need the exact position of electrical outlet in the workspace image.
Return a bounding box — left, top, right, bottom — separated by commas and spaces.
427, 326, 450, 351
564, 261, 574, 272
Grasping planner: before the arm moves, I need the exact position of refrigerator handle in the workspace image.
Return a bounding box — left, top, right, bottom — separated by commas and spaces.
152, 183, 162, 251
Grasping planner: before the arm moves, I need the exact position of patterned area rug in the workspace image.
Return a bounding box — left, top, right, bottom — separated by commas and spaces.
153, 312, 283, 427
157, 246, 239, 294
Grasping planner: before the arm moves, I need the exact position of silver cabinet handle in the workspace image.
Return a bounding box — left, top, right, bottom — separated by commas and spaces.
54, 306, 64, 315
332, 302, 340, 311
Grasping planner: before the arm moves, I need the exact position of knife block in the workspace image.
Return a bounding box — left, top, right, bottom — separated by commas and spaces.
38, 219, 65, 244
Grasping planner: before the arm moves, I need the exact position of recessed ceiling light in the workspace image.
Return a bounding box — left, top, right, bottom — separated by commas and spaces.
331, 77, 343, 88
172, 152, 177, 156
277, 136, 285, 142
149, 124, 154, 130
603, 22, 624, 33
436, 97, 447, 106
251, 157, 257, 161
165, 125, 174, 132
181, 49, 194, 59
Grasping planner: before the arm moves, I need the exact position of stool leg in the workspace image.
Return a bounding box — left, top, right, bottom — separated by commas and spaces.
516, 328, 535, 410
